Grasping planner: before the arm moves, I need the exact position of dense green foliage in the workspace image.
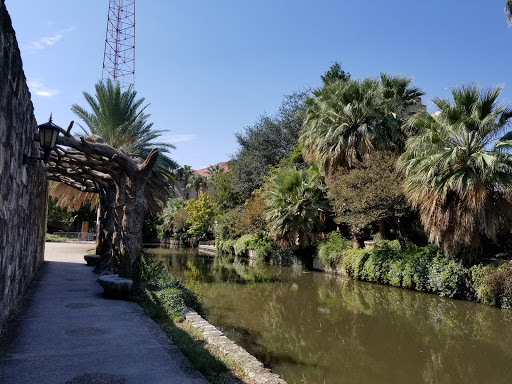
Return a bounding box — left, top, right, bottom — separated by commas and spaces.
232, 92, 307, 200
320, 61, 350, 85
46, 197, 76, 232
236, 195, 268, 236
301, 74, 423, 177
398, 85, 512, 264
208, 169, 243, 211
160, 198, 186, 238
264, 164, 329, 247
328, 151, 409, 241
185, 193, 216, 239
317, 232, 352, 268
136, 251, 203, 320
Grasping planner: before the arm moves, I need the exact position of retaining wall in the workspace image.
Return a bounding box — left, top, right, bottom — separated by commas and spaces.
0, 1, 48, 332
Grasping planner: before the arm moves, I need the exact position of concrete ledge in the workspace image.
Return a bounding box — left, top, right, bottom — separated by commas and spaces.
184, 309, 287, 384
97, 274, 133, 299
84, 254, 100, 266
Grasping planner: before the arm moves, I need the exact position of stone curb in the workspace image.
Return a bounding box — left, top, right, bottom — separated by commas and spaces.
184, 310, 287, 384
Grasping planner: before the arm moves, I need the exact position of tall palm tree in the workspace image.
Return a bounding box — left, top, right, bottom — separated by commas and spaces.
397, 84, 512, 264
264, 165, 329, 247
52, 80, 177, 212
206, 164, 225, 178
186, 173, 207, 198
300, 75, 423, 178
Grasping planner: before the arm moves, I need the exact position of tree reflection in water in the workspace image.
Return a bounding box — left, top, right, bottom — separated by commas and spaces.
148, 248, 512, 384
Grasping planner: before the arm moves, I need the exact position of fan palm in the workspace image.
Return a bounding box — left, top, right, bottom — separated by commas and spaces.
52, 80, 177, 212
397, 84, 512, 264
264, 165, 329, 247
186, 173, 207, 198
300, 75, 423, 178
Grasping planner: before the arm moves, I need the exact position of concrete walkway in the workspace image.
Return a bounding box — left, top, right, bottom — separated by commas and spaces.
0, 242, 207, 384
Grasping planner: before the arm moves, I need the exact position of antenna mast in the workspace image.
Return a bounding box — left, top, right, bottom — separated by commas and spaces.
102, 0, 135, 88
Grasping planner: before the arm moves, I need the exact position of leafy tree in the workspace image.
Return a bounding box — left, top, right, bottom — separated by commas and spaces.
397, 85, 512, 264
208, 168, 243, 211
507, 0, 512, 24
233, 92, 307, 200
47, 197, 76, 233
301, 74, 423, 178
328, 151, 410, 248
264, 165, 329, 247
173, 208, 191, 240
321, 61, 350, 85
185, 193, 216, 239
236, 195, 268, 236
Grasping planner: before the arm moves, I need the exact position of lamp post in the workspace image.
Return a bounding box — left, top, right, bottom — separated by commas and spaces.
23, 114, 60, 165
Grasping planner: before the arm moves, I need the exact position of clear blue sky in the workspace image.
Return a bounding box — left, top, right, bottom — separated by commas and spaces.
6, 0, 512, 169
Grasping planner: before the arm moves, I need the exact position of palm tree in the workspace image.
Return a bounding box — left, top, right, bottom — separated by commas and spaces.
52, 80, 177, 212
71, 79, 177, 169
397, 84, 512, 264
264, 165, 329, 247
300, 75, 423, 178
206, 164, 225, 178
507, 0, 512, 24
186, 173, 207, 198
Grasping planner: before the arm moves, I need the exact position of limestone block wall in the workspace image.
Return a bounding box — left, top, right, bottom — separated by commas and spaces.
0, 1, 48, 332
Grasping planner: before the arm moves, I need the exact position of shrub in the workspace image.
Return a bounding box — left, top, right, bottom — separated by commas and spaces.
427, 256, 470, 298
473, 262, 512, 308
136, 251, 202, 320
233, 234, 258, 256
216, 238, 236, 254
342, 249, 370, 279
385, 258, 406, 287
254, 235, 275, 260
236, 195, 268, 236
361, 252, 389, 283
317, 232, 351, 268
216, 208, 242, 241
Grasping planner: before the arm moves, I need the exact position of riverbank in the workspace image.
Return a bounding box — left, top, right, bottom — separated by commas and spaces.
135, 251, 287, 384
155, 247, 512, 384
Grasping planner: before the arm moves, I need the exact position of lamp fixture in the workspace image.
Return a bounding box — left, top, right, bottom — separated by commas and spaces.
23, 114, 61, 165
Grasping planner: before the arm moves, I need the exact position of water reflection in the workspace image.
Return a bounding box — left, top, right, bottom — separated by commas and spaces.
147, 248, 512, 384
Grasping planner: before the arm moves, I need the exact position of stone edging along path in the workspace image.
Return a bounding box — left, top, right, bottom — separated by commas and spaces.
184, 309, 287, 384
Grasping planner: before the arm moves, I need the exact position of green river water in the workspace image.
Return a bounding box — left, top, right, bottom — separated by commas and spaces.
147, 247, 512, 384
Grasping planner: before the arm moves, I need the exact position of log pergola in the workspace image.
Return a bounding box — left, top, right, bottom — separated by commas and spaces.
43, 122, 159, 278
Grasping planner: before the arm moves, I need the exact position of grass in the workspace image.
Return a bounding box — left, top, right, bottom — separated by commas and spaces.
134, 251, 249, 383
45, 233, 78, 242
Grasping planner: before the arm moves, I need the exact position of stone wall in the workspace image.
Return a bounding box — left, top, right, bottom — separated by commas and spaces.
0, 1, 48, 332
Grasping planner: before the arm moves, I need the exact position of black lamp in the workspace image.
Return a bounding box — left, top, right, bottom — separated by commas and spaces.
24, 114, 61, 165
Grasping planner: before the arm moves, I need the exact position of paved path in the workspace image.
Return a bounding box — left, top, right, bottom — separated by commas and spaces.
0, 242, 207, 384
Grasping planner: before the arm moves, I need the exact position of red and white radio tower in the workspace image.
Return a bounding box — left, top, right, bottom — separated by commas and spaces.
102, 0, 135, 88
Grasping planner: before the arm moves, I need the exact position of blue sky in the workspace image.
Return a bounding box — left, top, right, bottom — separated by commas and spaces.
6, 0, 512, 169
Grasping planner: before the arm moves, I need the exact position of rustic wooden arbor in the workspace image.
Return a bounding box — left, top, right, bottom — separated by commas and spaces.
45, 123, 159, 278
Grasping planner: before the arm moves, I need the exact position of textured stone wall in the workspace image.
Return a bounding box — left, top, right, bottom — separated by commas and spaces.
0, 1, 48, 332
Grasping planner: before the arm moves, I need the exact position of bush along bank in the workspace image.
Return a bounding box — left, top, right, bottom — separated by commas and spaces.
134, 252, 248, 383
316, 235, 512, 309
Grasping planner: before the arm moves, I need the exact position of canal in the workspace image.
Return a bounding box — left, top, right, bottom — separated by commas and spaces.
147, 247, 512, 384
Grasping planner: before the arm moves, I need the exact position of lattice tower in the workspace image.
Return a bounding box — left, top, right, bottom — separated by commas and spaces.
102, 0, 135, 88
